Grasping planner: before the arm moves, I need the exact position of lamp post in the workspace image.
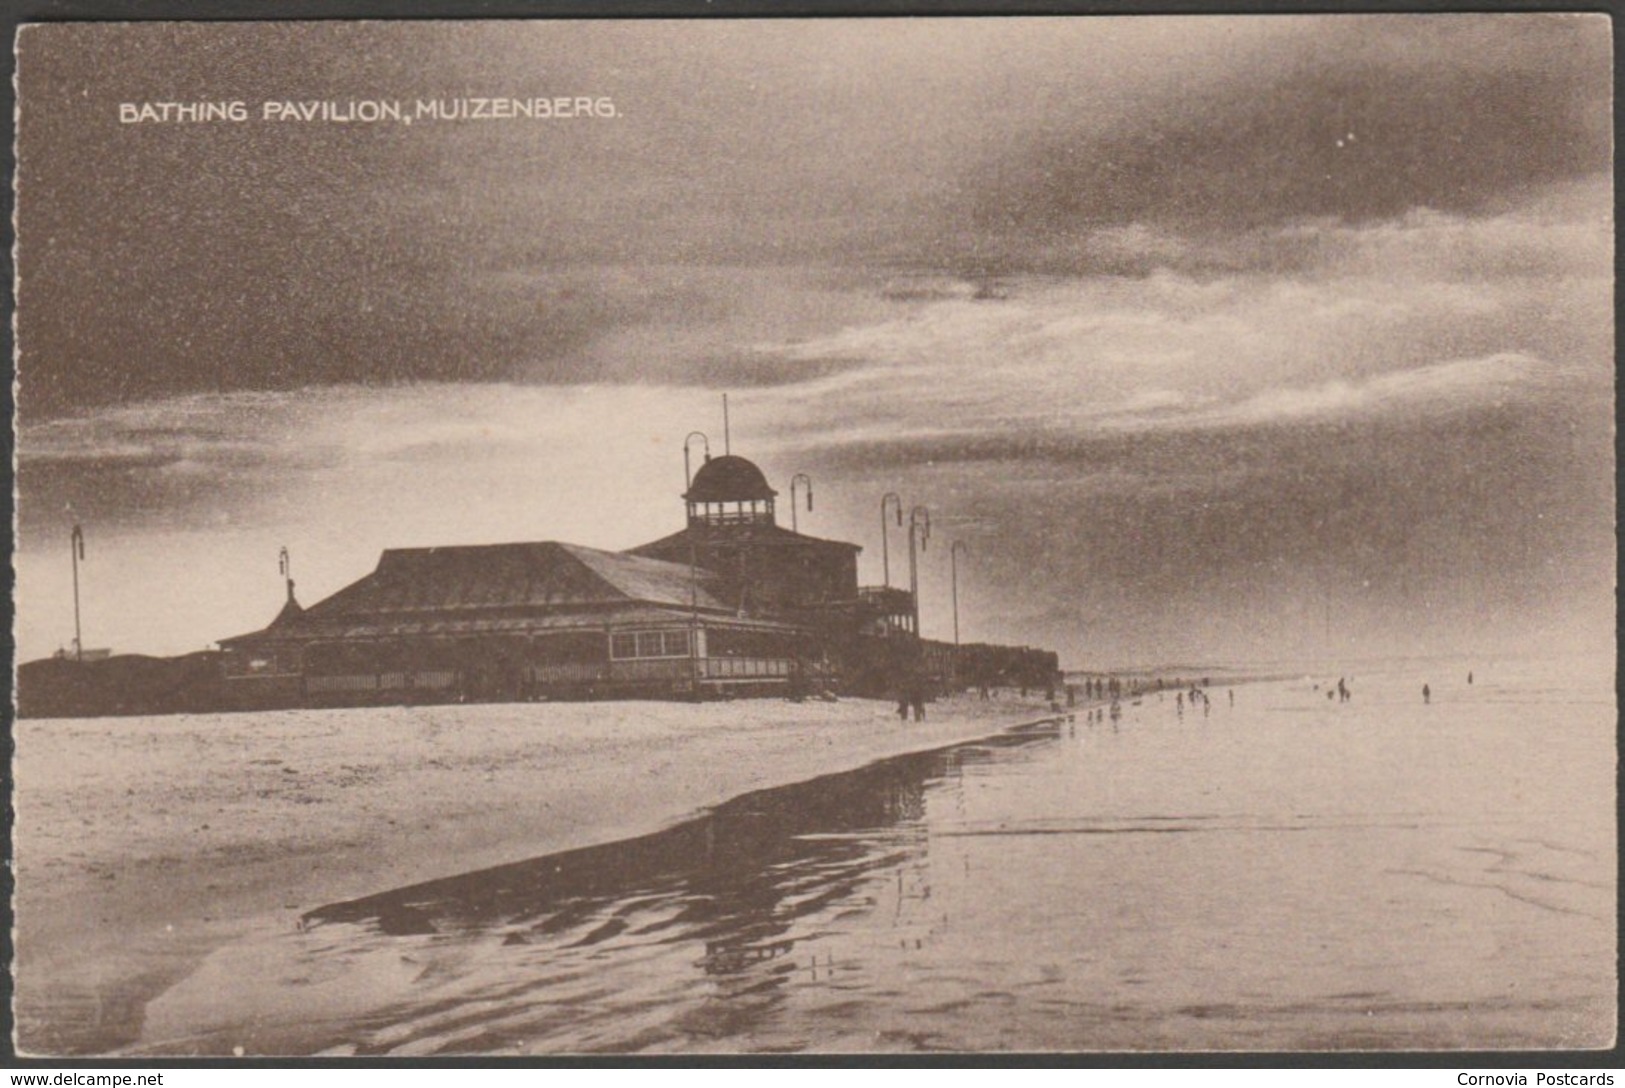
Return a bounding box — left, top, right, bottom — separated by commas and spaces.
880, 492, 902, 586
951, 540, 969, 648
683, 432, 710, 490
279, 545, 294, 602
689, 536, 702, 701
70, 524, 85, 661
908, 505, 930, 637
790, 474, 813, 533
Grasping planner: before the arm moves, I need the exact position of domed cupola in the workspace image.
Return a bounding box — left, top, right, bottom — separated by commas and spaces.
684, 454, 778, 528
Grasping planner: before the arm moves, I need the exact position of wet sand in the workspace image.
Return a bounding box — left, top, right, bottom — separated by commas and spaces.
13, 693, 1058, 1054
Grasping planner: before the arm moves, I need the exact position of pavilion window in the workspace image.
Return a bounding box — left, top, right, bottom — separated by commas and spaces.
612, 629, 693, 660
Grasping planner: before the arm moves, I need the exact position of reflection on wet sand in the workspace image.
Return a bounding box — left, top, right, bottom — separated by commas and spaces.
308, 726, 1059, 935
216, 726, 1054, 1055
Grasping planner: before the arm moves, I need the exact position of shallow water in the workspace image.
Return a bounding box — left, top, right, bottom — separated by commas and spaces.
134, 655, 1615, 1054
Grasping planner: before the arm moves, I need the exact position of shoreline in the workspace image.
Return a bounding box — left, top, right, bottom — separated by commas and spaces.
14, 693, 1067, 1055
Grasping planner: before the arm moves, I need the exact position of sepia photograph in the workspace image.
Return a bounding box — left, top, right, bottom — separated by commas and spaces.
9, 14, 1616, 1057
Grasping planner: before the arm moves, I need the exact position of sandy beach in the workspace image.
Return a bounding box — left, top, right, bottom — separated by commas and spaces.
13, 693, 1059, 1054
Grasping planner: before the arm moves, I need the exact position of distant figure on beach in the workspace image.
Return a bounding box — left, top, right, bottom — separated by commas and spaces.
1468, 671, 1474, 685
897, 693, 909, 721
1337, 677, 1349, 703
1423, 683, 1431, 704
1228, 688, 1234, 707
1176, 692, 1184, 712
910, 684, 927, 722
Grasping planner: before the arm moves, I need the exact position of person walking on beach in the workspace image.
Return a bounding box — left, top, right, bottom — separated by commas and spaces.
911, 683, 927, 723
898, 692, 910, 721
1228, 688, 1234, 707
1423, 683, 1431, 704
1337, 677, 1348, 703
1468, 671, 1473, 685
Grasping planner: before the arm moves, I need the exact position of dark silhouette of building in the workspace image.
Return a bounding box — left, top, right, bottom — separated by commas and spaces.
217, 538, 820, 705
629, 454, 861, 618
39, 446, 1062, 714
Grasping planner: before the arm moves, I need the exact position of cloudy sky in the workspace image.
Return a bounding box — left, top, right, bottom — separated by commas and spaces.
14, 16, 1613, 668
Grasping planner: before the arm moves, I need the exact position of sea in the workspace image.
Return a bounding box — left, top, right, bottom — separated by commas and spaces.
131, 653, 1615, 1054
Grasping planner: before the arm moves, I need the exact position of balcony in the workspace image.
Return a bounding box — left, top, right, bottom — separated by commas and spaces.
858, 585, 914, 610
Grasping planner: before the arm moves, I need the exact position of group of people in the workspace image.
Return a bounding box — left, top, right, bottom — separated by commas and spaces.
1175, 686, 1214, 715
895, 682, 929, 722
1310, 677, 1352, 702
1084, 677, 1121, 700
1300, 670, 1484, 706
893, 665, 1473, 724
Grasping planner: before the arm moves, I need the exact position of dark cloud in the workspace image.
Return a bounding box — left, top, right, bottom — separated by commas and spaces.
681, 353, 874, 388
16, 17, 1613, 416
962, 16, 1611, 264
15, 395, 329, 546
18, 457, 259, 545
799, 377, 1597, 485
